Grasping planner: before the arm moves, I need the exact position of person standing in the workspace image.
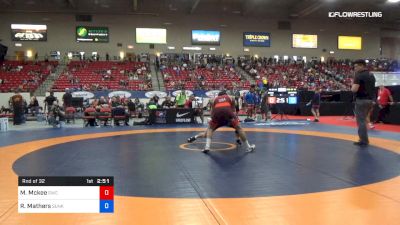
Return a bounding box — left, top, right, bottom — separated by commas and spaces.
62, 88, 73, 108
260, 91, 270, 121
175, 88, 187, 108
375, 85, 394, 123
307, 88, 321, 122
44, 91, 58, 113
11, 91, 24, 125
245, 85, 257, 119
351, 59, 376, 146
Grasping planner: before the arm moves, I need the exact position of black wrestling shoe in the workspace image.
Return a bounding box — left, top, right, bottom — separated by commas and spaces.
202, 148, 210, 153
236, 139, 242, 146
353, 141, 369, 147
187, 136, 196, 143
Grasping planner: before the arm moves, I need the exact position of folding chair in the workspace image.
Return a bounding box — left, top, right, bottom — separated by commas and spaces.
98, 107, 112, 126
65, 107, 77, 124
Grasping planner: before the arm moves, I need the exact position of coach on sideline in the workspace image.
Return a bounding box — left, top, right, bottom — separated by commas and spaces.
351, 59, 376, 146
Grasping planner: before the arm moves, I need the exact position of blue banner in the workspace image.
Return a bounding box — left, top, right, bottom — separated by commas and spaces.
243, 32, 271, 47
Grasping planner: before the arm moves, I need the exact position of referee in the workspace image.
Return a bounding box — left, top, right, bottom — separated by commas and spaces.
351, 59, 376, 146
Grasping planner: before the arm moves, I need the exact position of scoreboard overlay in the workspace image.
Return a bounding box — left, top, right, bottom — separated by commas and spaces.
18, 176, 114, 213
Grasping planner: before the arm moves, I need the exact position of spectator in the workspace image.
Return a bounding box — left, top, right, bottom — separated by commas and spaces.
62, 88, 73, 108
44, 91, 58, 113
307, 88, 321, 122
161, 96, 175, 109
28, 96, 39, 116
245, 85, 258, 119
11, 91, 25, 125
175, 88, 187, 108
375, 85, 394, 123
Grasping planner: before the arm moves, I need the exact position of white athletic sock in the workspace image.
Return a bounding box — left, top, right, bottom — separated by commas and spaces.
205, 138, 211, 149
245, 140, 252, 148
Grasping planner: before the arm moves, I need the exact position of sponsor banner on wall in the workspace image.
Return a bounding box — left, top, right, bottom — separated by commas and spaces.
155, 110, 167, 124
149, 108, 194, 124
145, 91, 168, 98
171, 109, 194, 123
108, 91, 132, 98
66, 90, 212, 99
243, 32, 271, 47
72, 91, 94, 99
172, 90, 194, 97
205, 90, 220, 98
76, 26, 109, 43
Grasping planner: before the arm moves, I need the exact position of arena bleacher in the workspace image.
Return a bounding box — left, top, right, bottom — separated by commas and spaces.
0, 60, 58, 92
52, 61, 152, 91
162, 65, 251, 91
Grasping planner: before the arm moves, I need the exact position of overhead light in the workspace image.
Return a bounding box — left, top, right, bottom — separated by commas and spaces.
254, 54, 259, 58
127, 45, 134, 49
210, 47, 216, 51
15, 43, 22, 47
329, 51, 335, 54
226, 53, 230, 57
26, 50, 33, 58
183, 46, 202, 50
388, 0, 400, 3
244, 48, 250, 52
156, 52, 161, 57
167, 46, 175, 50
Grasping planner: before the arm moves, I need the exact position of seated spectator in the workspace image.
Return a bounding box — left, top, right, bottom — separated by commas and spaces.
112, 105, 129, 126
28, 96, 40, 116
110, 96, 121, 108
161, 96, 175, 109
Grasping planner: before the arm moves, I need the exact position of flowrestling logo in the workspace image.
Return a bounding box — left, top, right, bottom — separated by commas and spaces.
328, 12, 382, 18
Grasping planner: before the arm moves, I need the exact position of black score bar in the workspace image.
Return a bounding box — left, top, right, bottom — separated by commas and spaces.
18, 176, 114, 186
